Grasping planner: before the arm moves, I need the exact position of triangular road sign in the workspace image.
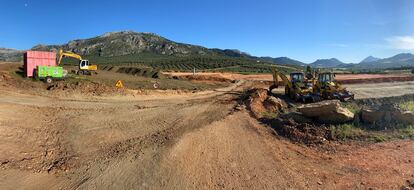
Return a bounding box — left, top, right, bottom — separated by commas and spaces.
115, 80, 124, 88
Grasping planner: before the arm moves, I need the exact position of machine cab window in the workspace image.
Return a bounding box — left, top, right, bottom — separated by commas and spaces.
291, 73, 304, 83
318, 73, 334, 83
80, 60, 89, 68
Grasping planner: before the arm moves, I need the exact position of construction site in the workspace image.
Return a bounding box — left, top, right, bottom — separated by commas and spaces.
2, 1, 414, 189
1, 47, 414, 189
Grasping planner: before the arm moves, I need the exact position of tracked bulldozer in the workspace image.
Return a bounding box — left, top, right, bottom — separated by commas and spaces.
270, 68, 320, 103
313, 72, 354, 102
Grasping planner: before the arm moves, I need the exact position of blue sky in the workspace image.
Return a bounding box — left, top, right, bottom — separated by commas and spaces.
1, 0, 413, 63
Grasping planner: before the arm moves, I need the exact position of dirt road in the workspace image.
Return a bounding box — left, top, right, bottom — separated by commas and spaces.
1, 79, 414, 189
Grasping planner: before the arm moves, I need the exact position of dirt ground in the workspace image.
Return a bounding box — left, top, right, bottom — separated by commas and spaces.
1, 63, 414, 189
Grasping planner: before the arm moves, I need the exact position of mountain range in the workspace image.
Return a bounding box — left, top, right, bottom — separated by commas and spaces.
0, 48, 24, 62
360, 56, 380, 63
1, 31, 414, 69
310, 58, 346, 68
258, 57, 305, 66
305, 54, 414, 69
31, 31, 253, 59
352, 53, 414, 69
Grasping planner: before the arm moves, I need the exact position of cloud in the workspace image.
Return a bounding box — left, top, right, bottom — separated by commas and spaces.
386, 36, 414, 50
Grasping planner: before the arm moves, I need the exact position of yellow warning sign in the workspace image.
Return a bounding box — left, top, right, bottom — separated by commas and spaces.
115, 80, 124, 88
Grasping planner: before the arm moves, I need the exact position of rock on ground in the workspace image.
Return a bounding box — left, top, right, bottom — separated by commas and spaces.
394, 111, 414, 124
361, 109, 385, 124
246, 88, 287, 118
361, 106, 414, 125
297, 100, 354, 124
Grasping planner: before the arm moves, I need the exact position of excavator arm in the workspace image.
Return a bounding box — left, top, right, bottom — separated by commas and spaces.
269, 68, 291, 92
55, 49, 98, 75
271, 68, 290, 87
57, 49, 83, 65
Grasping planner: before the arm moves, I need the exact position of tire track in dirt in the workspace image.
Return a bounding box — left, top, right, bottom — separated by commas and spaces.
67, 95, 237, 189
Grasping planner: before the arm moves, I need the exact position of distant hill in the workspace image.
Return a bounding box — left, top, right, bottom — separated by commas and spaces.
0, 48, 23, 62
259, 56, 305, 66
31, 31, 254, 59
355, 53, 414, 69
360, 56, 380, 63
310, 58, 345, 68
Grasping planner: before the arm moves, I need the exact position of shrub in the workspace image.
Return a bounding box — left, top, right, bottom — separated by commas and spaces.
398, 126, 414, 139
399, 101, 414, 112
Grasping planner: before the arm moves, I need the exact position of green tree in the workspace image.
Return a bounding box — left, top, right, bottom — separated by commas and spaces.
305, 65, 313, 80
411, 69, 414, 74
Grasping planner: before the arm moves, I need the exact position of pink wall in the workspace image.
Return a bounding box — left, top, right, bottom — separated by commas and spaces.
24, 51, 56, 77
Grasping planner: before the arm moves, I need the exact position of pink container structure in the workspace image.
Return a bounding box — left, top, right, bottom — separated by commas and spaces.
24, 51, 56, 77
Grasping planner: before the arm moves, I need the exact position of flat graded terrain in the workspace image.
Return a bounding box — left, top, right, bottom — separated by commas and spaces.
347, 81, 414, 99
1, 63, 414, 189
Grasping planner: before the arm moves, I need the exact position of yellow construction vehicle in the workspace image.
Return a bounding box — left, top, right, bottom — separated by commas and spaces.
313, 72, 354, 101
57, 49, 98, 75
270, 68, 320, 103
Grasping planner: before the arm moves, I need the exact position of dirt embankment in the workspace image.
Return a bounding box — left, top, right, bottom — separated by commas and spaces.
166, 71, 414, 84
101, 65, 164, 79
0, 71, 126, 98
176, 74, 235, 84
339, 75, 414, 84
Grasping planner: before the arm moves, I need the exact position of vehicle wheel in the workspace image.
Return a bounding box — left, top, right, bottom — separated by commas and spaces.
290, 90, 296, 100
45, 77, 53, 84
285, 86, 289, 96
78, 70, 84, 75
322, 92, 329, 99
33, 70, 38, 81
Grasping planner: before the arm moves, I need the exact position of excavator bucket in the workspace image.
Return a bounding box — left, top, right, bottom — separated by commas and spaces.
295, 93, 322, 103
333, 90, 354, 102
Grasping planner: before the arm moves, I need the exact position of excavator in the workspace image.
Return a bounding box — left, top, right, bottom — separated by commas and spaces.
57, 49, 98, 75
270, 68, 320, 103
313, 72, 354, 102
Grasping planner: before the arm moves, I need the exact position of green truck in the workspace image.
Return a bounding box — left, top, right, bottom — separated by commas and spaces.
35, 66, 67, 83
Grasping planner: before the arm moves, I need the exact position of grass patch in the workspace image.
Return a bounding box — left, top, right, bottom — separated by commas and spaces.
399, 101, 414, 112
330, 124, 365, 140
369, 134, 388, 142
331, 123, 414, 142
340, 102, 361, 115
396, 126, 414, 139
262, 111, 278, 119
